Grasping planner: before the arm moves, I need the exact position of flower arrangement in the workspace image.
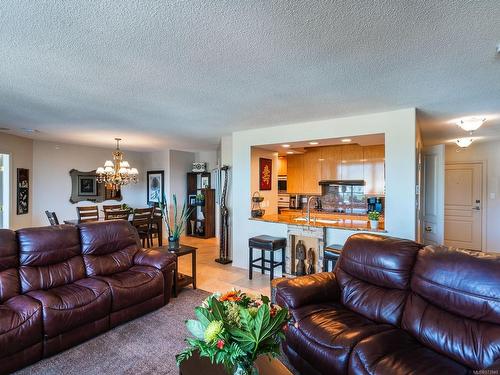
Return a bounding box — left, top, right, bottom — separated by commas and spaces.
158, 193, 194, 249
176, 290, 289, 374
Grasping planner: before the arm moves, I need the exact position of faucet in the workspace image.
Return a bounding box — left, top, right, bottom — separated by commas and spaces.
306, 196, 316, 224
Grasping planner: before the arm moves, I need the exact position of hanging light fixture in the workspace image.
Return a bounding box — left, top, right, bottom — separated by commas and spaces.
455, 137, 474, 148
96, 138, 138, 190
456, 117, 486, 132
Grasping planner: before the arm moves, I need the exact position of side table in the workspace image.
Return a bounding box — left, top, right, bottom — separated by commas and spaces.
157, 245, 197, 297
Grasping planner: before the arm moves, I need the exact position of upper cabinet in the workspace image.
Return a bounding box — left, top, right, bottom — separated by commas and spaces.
282, 144, 385, 196
287, 154, 304, 194
277, 156, 287, 176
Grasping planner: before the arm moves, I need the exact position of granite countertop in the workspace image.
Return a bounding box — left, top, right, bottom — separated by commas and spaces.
250, 213, 386, 233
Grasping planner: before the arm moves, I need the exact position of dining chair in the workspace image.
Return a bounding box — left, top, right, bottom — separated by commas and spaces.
45, 210, 60, 226
104, 209, 130, 221
149, 205, 163, 247
77, 206, 99, 222
132, 207, 154, 248
102, 204, 122, 213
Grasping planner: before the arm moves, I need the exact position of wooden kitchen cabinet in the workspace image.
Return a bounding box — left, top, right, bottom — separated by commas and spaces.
277, 156, 287, 176
320, 146, 342, 181
286, 154, 304, 193
341, 144, 364, 180
363, 145, 385, 195
302, 148, 322, 194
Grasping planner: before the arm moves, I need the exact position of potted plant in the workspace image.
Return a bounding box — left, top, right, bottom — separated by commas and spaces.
368, 211, 380, 230
158, 193, 194, 250
195, 193, 205, 206
176, 290, 290, 375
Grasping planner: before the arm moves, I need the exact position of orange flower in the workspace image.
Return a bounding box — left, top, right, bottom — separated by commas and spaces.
219, 291, 241, 302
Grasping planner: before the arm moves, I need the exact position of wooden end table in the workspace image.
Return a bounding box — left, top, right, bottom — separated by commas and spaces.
157, 245, 197, 297
179, 351, 292, 375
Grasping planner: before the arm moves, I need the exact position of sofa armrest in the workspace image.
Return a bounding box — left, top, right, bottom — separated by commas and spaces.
134, 248, 176, 271
275, 272, 340, 309
484, 358, 500, 372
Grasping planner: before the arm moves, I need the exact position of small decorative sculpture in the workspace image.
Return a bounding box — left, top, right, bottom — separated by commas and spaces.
296, 240, 306, 276
307, 247, 315, 274
216, 165, 232, 264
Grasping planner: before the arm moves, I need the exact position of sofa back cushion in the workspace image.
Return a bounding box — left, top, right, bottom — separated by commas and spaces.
403, 246, 500, 369
0, 229, 20, 302
335, 233, 422, 325
17, 225, 85, 292
78, 220, 141, 276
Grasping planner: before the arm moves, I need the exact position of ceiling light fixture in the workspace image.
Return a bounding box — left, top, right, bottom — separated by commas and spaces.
309, 141, 319, 145
456, 117, 486, 132
282, 144, 290, 148
286, 151, 294, 154
341, 138, 352, 143
96, 138, 138, 190
455, 137, 474, 148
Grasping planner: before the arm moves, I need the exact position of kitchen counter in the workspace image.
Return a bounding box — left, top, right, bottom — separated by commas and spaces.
250, 213, 386, 233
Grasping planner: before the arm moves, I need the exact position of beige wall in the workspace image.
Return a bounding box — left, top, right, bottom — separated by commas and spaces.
445, 142, 500, 252
0, 133, 33, 229
251, 147, 278, 215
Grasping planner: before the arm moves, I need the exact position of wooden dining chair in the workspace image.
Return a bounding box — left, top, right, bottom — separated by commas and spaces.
45, 210, 60, 226
132, 207, 154, 248
104, 209, 130, 221
77, 206, 99, 222
103, 204, 122, 213
149, 205, 163, 247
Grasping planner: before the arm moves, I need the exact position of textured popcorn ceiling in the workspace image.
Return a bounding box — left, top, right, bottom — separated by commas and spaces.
0, 1, 499, 151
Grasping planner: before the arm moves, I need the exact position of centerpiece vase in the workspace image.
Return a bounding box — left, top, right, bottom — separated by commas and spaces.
169, 236, 180, 250
233, 361, 258, 375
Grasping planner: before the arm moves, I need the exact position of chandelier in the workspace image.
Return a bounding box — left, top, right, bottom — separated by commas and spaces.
96, 138, 138, 189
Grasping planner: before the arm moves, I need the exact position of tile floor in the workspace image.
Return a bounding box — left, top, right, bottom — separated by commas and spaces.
174, 236, 272, 297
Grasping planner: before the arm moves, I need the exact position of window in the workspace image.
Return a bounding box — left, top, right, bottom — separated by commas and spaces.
0, 154, 9, 229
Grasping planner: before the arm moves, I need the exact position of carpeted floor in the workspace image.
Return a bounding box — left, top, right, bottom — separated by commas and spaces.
16, 288, 298, 375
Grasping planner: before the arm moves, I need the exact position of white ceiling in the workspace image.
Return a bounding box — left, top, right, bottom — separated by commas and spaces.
0, 1, 499, 151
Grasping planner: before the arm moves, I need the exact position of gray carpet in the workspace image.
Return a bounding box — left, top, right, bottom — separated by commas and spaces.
16, 288, 298, 375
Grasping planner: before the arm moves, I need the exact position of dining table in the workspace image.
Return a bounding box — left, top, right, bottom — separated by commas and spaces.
64, 215, 163, 246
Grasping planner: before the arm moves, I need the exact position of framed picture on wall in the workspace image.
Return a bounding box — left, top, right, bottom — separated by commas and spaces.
259, 158, 272, 190
17, 168, 29, 215
147, 170, 164, 204
78, 175, 97, 196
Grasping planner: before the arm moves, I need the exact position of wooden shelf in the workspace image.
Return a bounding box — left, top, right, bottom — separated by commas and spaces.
186, 172, 215, 239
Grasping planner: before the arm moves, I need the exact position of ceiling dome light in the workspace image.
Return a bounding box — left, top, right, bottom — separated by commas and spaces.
309, 141, 319, 145
455, 137, 474, 148
456, 118, 485, 132
282, 144, 290, 148
341, 138, 352, 143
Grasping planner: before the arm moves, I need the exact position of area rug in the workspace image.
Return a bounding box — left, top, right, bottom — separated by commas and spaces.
16, 288, 298, 375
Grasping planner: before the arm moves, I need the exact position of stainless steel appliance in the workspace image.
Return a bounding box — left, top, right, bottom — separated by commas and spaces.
278, 176, 287, 193
289, 194, 301, 209
278, 194, 290, 210
367, 197, 384, 213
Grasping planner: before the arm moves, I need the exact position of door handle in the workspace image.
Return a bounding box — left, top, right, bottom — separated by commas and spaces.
472, 206, 480, 211
425, 226, 432, 232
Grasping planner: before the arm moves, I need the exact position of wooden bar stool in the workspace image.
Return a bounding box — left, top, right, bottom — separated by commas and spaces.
323, 244, 343, 272
248, 235, 286, 280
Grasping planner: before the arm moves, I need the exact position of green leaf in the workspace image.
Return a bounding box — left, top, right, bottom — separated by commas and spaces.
186, 319, 205, 340
261, 295, 270, 304
239, 307, 254, 331
260, 308, 288, 343
253, 304, 269, 342
211, 297, 225, 321
194, 307, 212, 328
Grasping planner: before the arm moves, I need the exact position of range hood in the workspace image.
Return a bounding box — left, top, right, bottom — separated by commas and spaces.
318, 180, 365, 186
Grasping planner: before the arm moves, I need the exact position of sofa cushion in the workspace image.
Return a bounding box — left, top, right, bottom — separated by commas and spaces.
27, 278, 111, 337
335, 233, 421, 325
0, 229, 20, 303
17, 225, 85, 293
79, 221, 141, 276
349, 329, 470, 375
285, 302, 392, 374
404, 246, 500, 369
0, 295, 42, 358
94, 265, 163, 312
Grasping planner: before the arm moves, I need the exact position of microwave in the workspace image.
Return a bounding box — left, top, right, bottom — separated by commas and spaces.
278, 176, 287, 193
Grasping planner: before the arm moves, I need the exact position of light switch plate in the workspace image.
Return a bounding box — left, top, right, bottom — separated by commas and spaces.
490, 192, 496, 200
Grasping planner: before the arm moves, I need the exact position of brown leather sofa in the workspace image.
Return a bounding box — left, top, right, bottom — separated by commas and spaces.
0, 220, 175, 374
275, 233, 500, 375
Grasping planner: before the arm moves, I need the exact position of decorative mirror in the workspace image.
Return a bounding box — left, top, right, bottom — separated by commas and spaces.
69, 169, 122, 203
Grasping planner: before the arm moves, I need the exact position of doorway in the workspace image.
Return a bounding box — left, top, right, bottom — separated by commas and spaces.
444, 162, 483, 250
0, 154, 10, 229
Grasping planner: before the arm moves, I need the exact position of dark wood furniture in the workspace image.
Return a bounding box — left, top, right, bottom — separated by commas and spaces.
323, 244, 342, 272
45, 210, 60, 226
249, 235, 286, 280
102, 204, 122, 213
64, 216, 163, 246
157, 244, 197, 297
186, 172, 215, 239
132, 207, 154, 248
77, 206, 99, 222
148, 205, 163, 247
104, 209, 129, 221
179, 351, 293, 375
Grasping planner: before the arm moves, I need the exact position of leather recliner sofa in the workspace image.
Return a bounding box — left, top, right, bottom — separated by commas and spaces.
0, 220, 176, 374
276, 233, 500, 375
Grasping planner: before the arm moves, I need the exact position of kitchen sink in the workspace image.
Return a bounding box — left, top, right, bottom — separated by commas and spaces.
293, 217, 341, 224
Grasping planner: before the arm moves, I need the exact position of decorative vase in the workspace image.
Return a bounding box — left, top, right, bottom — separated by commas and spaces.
370, 220, 379, 230
169, 237, 180, 250
190, 220, 195, 235
233, 361, 258, 375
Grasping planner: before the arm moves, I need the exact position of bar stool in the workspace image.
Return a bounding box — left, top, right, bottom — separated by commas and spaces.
323, 244, 343, 272
248, 235, 286, 280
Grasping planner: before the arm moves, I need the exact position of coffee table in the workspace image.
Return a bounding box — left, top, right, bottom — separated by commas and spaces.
179, 351, 292, 375
157, 245, 197, 297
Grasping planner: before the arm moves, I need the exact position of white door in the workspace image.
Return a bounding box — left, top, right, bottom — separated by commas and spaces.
444, 163, 482, 250
422, 145, 445, 245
